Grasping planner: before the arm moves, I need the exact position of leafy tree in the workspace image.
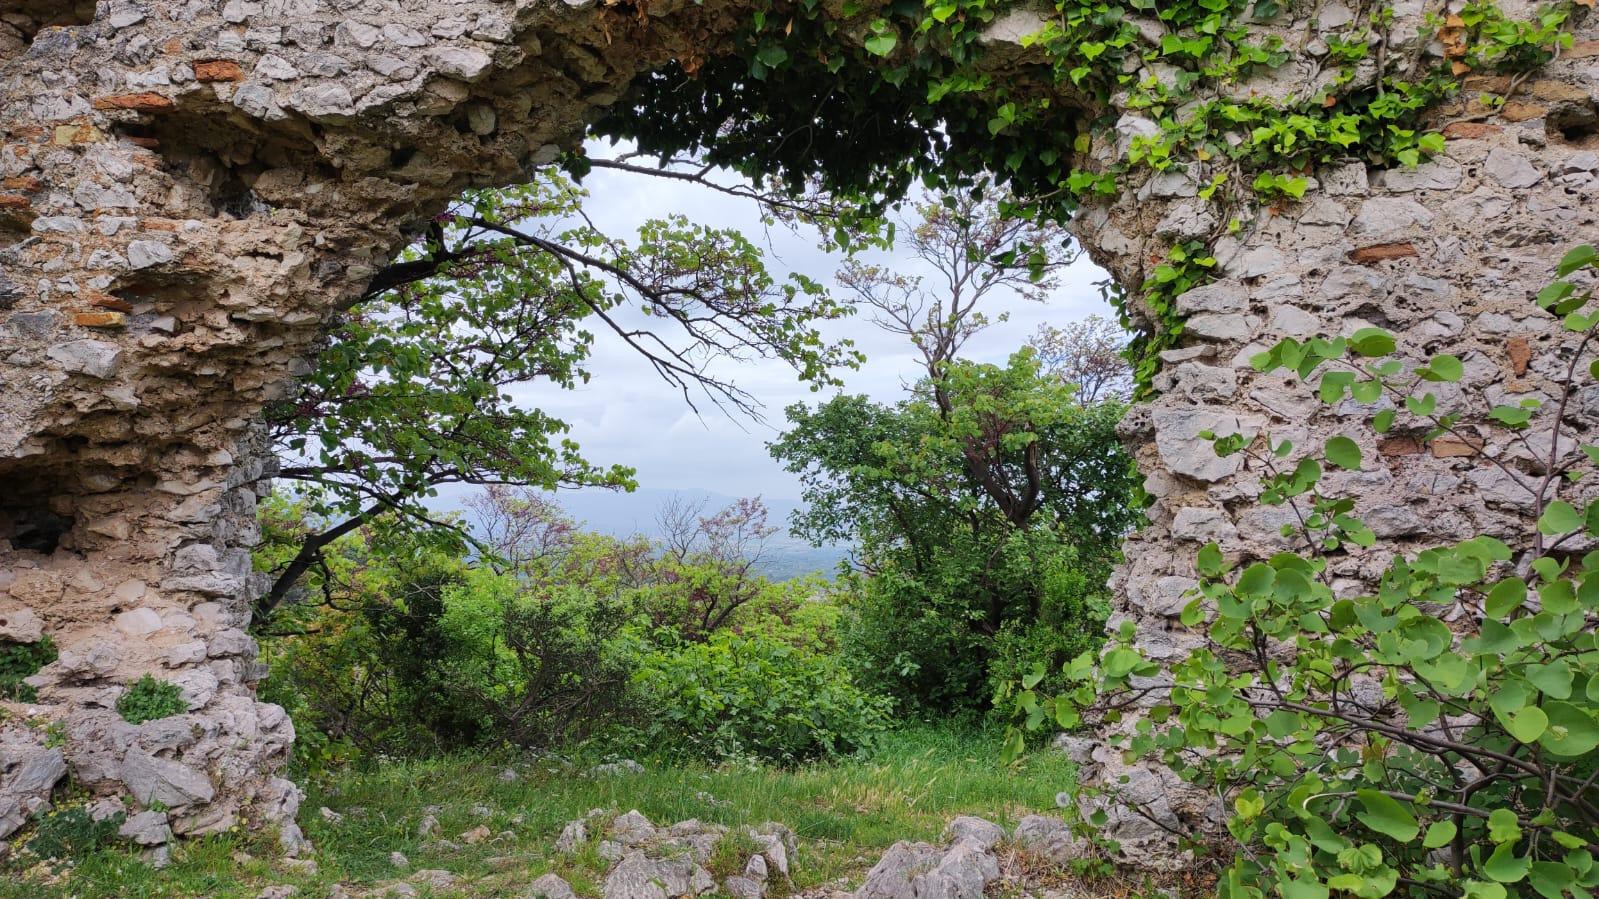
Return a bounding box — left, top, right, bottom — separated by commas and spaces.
261, 166, 860, 616
773, 352, 1137, 710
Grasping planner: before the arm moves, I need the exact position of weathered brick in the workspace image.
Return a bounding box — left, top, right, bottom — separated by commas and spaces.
1441, 121, 1501, 140
1507, 337, 1531, 376
1348, 242, 1419, 264
193, 60, 245, 82
1499, 101, 1546, 123
91, 93, 177, 111
73, 311, 128, 328
87, 293, 134, 312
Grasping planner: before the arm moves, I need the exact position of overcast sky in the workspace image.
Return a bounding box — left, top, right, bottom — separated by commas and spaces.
498, 144, 1119, 502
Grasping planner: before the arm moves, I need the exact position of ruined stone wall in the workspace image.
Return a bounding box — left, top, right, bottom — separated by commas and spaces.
0, 0, 1595, 871
0, 0, 756, 853
1063, 2, 1599, 864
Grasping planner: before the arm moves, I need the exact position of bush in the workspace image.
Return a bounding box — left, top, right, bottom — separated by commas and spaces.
115, 675, 186, 724
630, 629, 893, 764
1029, 246, 1599, 897
0, 636, 56, 702
435, 569, 637, 748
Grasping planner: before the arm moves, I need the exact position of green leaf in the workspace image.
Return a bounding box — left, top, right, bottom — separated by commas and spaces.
1373, 409, 1395, 432
1488, 808, 1522, 844
1324, 436, 1362, 470
1556, 244, 1598, 277
1526, 659, 1573, 699
1425, 354, 1464, 382
1484, 842, 1531, 883
1355, 790, 1419, 842
755, 44, 789, 67
1349, 327, 1396, 357
863, 30, 898, 56
1197, 542, 1227, 577
1540, 700, 1599, 757
1422, 820, 1457, 849
1503, 704, 1549, 743
1539, 501, 1584, 536
1485, 578, 1528, 619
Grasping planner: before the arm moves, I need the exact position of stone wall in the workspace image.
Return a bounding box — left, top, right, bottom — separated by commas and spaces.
0, 0, 758, 852
1063, 2, 1599, 864
0, 0, 1595, 870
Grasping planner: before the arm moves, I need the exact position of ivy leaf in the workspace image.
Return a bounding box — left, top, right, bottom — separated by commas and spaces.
863, 30, 898, 56
756, 44, 789, 67
1373, 409, 1396, 432
1538, 501, 1583, 536
1325, 436, 1362, 470
1355, 790, 1419, 842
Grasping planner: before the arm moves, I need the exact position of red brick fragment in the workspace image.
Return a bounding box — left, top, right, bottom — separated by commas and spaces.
1441, 121, 1500, 140
91, 93, 175, 111
1348, 243, 1418, 264
193, 60, 244, 83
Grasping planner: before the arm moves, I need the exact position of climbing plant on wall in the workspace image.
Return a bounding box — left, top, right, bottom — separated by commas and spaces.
1006, 246, 1599, 896
594, 0, 1581, 393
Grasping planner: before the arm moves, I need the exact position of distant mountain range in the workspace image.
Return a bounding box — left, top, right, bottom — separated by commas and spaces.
432, 484, 850, 580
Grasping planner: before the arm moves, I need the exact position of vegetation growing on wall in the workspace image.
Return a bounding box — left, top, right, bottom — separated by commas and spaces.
1013, 247, 1599, 896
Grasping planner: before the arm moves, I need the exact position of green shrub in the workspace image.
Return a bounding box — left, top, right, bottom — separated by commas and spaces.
630, 629, 893, 764
0, 636, 56, 702
1025, 245, 1599, 896
116, 675, 186, 724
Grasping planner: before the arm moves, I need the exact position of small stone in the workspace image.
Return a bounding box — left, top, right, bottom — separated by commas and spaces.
390, 851, 409, 869
127, 240, 174, 269
554, 819, 587, 853
1348, 242, 1418, 264
1485, 147, 1542, 188
723, 876, 764, 899
460, 824, 491, 844
528, 872, 577, 899
47, 340, 123, 379
319, 806, 344, 824
118, 810, 173, 846
944, 816, 1005, 851
278, 857, 317, 876
0, 607, 44, 642
413, 870, 458, 891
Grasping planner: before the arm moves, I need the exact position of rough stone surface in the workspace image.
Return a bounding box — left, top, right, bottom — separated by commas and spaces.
854, 818, 1002, 899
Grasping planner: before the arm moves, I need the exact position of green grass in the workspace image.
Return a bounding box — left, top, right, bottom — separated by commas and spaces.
1, 724, 1078, 899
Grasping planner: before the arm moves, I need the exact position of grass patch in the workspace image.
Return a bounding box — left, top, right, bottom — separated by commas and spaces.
1, 723, 1076, 899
